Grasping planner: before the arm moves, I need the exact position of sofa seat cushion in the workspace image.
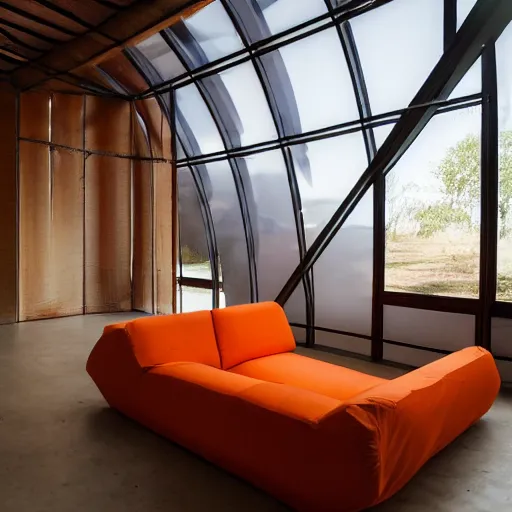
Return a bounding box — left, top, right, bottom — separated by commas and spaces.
229, 352, 386, 402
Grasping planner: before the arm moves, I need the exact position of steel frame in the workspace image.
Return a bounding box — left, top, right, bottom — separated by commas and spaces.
96, 0, 512, 363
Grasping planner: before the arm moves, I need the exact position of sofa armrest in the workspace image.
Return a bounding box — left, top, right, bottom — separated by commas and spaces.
346, 347, 500, 505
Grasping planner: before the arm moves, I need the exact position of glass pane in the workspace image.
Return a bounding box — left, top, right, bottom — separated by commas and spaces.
237, 150, 300, 301
175, 83, 225, 155
177, 168, 212, 280
457, 0, 477, 29
203, 161, 252, 306
351, 0, 443, 115
256, 0, 327, 38
203, 61, 278, 147
313, 190, 373, 336
497, 24, 512, 302
291, 132, 368, 247
261, 28, 359, 135
385, 107, 481, 298
136, 33, 186, 81
384, 306, 475, 350
170, 0, 244, 67
181, 286, 213, 312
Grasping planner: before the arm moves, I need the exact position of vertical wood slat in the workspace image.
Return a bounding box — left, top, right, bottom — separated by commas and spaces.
84, 96, 132, 313
18, 92, 52, 320
85, 155, 132, 313
0, 89, 18, 324
19, 92, 85, 320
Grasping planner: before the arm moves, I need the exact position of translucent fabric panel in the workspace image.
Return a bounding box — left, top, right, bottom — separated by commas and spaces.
136, 33, 185, 81
492, 317, 512, 358
237, 150, 300, 301
312, 190, 373, 336
255, 0, 327, 38
177, 167, 212, 280
171, 0, 243, 66
292, 132, 368, 247
203, 161, 251, 306
261, 28, 359, 135
284, 282, 307, 325
383, 344, 443, 368
383, 306, 475, 350
315, 332, 372, 357
205, 61, 278, 147
496, 24, 512, 302
457, 0, 478, 29
175, 83, 224, 155
385, 107, 481, 299
351, 0, 443, 115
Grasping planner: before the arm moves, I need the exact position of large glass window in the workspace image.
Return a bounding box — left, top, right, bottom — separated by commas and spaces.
497, 24, 512, 302
385, 107, 481, 298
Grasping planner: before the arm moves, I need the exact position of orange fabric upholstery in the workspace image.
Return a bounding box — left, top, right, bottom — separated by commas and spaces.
211, 301, 296, 369
87, 303, 500, 512
230, 352, 386, 401
126, 311, 221, 369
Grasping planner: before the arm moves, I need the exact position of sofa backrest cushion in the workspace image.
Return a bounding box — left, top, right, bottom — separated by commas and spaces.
126, 311, 221, 369
211, 302, 296, 369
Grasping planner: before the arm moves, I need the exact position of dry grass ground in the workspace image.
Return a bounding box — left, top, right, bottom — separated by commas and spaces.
386, 232, 512, 300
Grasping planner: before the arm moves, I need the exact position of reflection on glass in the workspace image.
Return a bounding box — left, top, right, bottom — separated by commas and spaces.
206, 61, 278, 147
175, 83, 224, 155
292, 132, 368, 247
177, 167, 212, 280
255, 0, 327, 38
237, 150, 300, 301
262, 28, 358, 135
136, 33, 186, 81
351, 0, 443, 115
203, 161, 252, 306
171, 0, 244, 67
385, 107, 481, 298
497, 25, 512, 302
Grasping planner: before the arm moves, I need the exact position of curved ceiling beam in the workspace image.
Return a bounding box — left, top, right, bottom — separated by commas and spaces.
9, 0, 212, 91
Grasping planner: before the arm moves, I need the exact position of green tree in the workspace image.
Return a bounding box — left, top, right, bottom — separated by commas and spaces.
415, 131, 512, 239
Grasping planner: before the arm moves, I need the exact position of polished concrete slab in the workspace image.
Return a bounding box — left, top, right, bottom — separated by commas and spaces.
0, 313, 511, 511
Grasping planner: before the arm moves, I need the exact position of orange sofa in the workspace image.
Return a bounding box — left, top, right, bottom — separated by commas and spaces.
87, 302, 500, 512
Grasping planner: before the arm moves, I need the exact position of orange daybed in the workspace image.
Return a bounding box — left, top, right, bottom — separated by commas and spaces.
87, 302, 500, 512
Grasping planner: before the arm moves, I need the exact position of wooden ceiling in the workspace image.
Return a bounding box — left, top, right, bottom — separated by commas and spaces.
0, 0, 209, 94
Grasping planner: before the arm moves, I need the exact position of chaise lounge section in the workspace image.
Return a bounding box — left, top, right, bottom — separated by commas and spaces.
87, 302, 500, 512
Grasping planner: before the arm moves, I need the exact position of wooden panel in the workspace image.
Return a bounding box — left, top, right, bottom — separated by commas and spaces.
20, 91, 50, 141
52, 93, 84, 148
51, 149, 84, 316
0, 90, 17, 324
85, 96, 131, 154
132, 159, 154, 313
154, 162, 175, 314
19, 141, 52, 321
85, 155, 131, 313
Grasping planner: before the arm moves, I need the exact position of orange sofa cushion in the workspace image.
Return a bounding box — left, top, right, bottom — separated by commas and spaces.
212, 302, 296, 369
230, 352, 386, 401
126, 311, 221, 369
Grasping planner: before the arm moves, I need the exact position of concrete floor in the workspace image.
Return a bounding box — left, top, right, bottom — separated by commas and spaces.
0, 313, 511, 512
